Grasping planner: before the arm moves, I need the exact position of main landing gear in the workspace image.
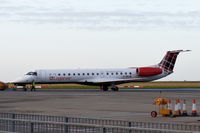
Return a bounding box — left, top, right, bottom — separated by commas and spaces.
21, 83, 36, 92
100, 85, 119, 91
101, 85, 109, 91
111, 86, 119, 91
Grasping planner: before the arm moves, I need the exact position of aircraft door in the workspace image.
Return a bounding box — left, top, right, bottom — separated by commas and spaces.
37, 70, 46, 82
100, 72, 104, 78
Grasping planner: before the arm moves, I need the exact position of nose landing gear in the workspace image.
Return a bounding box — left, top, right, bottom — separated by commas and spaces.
23, 85, 27, 91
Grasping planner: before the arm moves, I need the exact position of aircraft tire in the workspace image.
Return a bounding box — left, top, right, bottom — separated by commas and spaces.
102, 85, 108, 91
23, 88, 27, 91
111, 86, 119, 91
115, 87, 119, 91
103, 88, 108, 91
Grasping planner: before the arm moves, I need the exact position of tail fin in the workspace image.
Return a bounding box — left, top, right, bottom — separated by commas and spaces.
159, 50, 190, 72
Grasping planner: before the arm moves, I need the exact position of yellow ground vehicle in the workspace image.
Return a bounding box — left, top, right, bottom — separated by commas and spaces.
151, 98, 172, 118
0, 81, 8, 91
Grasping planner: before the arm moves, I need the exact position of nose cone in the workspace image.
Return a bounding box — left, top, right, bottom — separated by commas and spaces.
11, 76, 34, 85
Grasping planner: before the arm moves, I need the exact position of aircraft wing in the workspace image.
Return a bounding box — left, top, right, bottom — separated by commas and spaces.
80, 78, 135, 84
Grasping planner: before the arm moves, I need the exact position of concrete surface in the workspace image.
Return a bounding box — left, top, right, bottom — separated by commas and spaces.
0, 89, 200, 123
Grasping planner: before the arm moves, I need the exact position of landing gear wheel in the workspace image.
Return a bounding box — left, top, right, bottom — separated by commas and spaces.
23, 87, 27, 92
151, 111, 157, 118
101, 85, 108, 91
111, 86, 119, 91
103, 88, 108, 91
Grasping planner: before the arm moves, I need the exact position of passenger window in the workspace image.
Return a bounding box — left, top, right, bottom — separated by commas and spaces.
87, 73, 89, 76
58, 74, 61, 76
83, 73, 85, 76
63, 73, 66, 76
73, 73, 76, 76
116, 72, 118, 75
120, 72, 123, 75
78, 73, 80, 76
68, 73, 71, 76
97, 73, 99, 75
107, 73, 109, 75
129, 72, 132, 75
92, 73, 94, 75
125, 72, 127, 75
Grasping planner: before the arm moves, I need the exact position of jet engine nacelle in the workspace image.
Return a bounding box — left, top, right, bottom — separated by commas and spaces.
136, 67, 163, 77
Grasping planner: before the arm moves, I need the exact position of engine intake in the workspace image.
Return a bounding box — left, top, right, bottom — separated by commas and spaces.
136, 67, 162, 77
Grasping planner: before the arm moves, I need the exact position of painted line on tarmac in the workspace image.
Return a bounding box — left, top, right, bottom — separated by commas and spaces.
121, 88, 200, 92
4, 88, 200, 92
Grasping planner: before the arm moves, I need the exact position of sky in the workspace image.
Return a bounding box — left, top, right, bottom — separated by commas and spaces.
0, 0, 200, 82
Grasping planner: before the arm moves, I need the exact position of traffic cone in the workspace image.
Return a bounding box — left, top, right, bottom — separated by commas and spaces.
174, 100, 177, 116
174, 99, 181, 116
168, 99, 173, 115
191, 99, 197, 116
182, 99, 188, 116
177, 99, 181, 113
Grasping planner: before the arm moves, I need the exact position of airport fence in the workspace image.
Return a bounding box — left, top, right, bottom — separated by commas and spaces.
0, 112, 200, 132
0, 118, 196, 133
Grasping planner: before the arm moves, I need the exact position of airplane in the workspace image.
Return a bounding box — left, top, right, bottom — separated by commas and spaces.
11, 50, 190, 91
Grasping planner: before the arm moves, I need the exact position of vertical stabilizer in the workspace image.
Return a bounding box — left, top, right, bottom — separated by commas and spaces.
159, 50, 190, 72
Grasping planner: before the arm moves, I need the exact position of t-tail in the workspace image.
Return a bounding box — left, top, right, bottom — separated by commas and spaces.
158, 50, 191, 72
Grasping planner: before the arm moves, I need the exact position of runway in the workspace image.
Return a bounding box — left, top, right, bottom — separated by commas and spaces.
122, 88, 200, 92
6, 88, 200, 92
1, 88, 200, 123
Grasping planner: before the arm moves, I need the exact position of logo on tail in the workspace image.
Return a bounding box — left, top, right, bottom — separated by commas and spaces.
159, 50, 190, 72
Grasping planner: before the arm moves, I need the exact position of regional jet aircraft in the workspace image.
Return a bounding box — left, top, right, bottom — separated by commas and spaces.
12, 50, 190, 91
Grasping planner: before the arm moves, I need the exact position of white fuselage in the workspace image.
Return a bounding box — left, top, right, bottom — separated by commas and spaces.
13, 67, 169, 86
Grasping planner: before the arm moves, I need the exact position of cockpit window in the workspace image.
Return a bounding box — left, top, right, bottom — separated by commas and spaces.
26, 72, 37, 76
